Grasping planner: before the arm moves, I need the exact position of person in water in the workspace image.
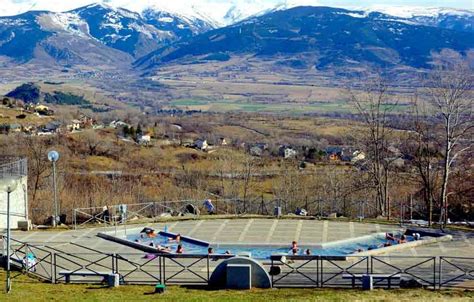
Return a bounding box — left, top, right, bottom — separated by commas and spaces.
176, 244, 184, 254
398, 235, 407, 244
305, 249, 311, 255
169, 234, 181, 243
291, 241, 299, 254
208, 247, 214, 254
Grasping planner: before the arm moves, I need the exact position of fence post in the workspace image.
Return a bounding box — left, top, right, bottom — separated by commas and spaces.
433, 257, 436, 290
370, 256, 373, 274
207, 255, 210, 284
51, 252, 56, 284
320, 256, 324, 288
111, 253, 116, 274
438, 257, 442, 290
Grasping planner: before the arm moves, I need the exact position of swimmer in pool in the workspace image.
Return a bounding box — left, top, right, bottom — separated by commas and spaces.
290, 241, 299, 254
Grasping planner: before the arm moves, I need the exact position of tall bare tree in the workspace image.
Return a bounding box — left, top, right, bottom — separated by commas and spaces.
426, 59, 473, 226
349, 76, 397, 217
408, 96, 442, 226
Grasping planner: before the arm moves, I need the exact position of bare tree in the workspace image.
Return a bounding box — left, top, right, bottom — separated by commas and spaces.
408, 96, 442, 226
426, 59, 473, 226
349, 76, 397, 217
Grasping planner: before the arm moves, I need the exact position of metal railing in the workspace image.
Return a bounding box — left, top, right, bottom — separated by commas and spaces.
3, 238, 473, 290
72, 198, 271, 229
0, 158, 27, 179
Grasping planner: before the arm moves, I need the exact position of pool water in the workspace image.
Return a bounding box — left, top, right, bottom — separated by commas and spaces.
126, 232, 414, 259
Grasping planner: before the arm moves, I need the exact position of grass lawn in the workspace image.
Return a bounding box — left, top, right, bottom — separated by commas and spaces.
0, 270, 472, 302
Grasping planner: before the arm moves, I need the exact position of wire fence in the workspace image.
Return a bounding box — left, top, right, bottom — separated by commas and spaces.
3, 238, 473, 290
0, 158, 27, 179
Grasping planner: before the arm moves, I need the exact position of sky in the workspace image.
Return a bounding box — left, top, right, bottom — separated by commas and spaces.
0, 0, 472, 20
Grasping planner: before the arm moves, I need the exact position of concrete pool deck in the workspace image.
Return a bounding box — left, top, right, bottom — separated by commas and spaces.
5, 218, 474, 258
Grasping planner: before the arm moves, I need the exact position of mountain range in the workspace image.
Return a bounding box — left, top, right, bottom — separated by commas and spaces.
0, 3, 473, 76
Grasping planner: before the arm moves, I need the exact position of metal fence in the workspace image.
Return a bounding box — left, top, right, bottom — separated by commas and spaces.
3, 238, 473, 290
72, 198, 274, 229
0, 158, 27, 179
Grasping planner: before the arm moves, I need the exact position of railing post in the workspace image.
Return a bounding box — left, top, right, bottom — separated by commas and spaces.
163, 256, 166, 285
271, 258, 274, 286
316, 256, 320, 288
207, 255, 210, 284
433, 257, 436, 290
438, 257, 443, 290
51, 252, 56, 284
320, 257, 324, 288
112, 253, 116, 274
370, 256, 373, 274
366, 256, 370, 275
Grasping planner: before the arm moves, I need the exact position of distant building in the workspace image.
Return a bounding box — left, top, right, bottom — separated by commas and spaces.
42, 121, 62, 134
249, 143, 268, 157
109, 120, 130, 129
279, 146, 297, 159
9, 123, 21, 133
195, 139, 208, 151
351, 150, 366, 163
325, 146, 343, 161
220, 137, 228, 146
34, 104, 53, 116
138, 134, 151, 145
67, 120, 81, 132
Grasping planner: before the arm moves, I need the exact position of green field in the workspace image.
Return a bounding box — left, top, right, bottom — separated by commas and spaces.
1, 270, 472, 302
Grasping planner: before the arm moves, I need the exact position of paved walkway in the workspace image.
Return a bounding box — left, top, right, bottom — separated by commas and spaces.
6, 218, 473, 257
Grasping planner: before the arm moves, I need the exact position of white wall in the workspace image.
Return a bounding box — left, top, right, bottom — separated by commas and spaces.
0, 176, 28, 230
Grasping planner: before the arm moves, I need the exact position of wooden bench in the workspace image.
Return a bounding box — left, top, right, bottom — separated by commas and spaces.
59, 270, 120, 287
342, 273, 401, 289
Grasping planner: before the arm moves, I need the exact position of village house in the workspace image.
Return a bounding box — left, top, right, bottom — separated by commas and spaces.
220, 137, 228, 146
351, 150, 366, 163
34, 104, 54, 116
41, 121, 62, 134
279, 146, 298, 159
138, 134, 152, 145
326, 146, 343, 161
194, 139, 208, 151
79, 115, 96, 128
67, 119, 81, 132
9, 123, 21, 133
109, 120, 130, 129
249, 143, 268, 157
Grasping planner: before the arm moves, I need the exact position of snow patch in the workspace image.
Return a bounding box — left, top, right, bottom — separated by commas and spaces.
158, 17, 174, 23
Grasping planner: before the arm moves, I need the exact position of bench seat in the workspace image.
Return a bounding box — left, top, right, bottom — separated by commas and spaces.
342, 273, 401, 289
59, 270, 119, 287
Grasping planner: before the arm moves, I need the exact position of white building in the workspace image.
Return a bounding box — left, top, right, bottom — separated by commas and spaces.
195, 139, 208, 151
138, 134, 152, 145
0, 158, 28, 230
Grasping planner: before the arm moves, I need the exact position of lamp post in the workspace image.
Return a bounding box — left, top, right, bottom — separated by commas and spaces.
47, 151, 60, 227
1, 177, 19, 293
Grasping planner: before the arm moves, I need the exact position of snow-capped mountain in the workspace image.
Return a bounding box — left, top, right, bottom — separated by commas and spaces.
0, 2, 215, 64
70, 3, 175, 57
360, 6, 474, 32
135, 6, 474, 72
